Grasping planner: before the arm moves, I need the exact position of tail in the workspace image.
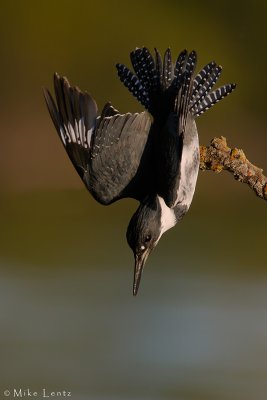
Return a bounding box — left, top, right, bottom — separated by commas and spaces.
174, 50, 197, 133
116, 47, 236, 118
189, 61, 236, 117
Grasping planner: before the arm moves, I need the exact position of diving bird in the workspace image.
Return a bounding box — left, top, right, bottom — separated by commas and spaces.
44, 47, 236, 295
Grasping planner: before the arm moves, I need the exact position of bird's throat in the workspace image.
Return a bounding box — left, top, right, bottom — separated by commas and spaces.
157, 196, 177, 236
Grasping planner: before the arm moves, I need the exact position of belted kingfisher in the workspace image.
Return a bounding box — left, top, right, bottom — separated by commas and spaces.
44, 47, 235, 295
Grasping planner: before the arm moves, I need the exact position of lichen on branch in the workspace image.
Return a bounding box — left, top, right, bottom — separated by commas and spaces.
199, 136, 267, 201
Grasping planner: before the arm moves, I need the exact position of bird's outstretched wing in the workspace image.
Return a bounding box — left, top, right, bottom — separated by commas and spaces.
44, 73, 152, 205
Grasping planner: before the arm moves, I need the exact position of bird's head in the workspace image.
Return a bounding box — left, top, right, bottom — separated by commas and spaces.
127, 195, 175, 296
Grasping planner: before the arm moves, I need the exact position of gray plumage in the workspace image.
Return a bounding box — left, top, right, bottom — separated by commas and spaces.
44, 47, 236, 295
44, 74, 152, 205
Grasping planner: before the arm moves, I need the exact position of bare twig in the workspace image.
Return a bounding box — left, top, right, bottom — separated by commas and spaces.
200, 136, 267, 201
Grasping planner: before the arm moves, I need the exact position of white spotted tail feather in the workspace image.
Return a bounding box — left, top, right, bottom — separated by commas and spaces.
191, 61, 216, 96
116, 47, 180, 115
188, 58, 236, 116
189, 64, 222, 109
116, 63, 150, 110
130, 47, 158, 92
190, 83, 236, 117
175, 50, 197, 133
172, 49, 188, 88
116, 47, 236, 118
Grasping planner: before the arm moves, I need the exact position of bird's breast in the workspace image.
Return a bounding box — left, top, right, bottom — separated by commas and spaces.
175, 119, 200, 212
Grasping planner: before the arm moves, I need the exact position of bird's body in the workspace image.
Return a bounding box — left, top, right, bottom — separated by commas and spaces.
44, 47, 236, 295
173, 117, 199, 217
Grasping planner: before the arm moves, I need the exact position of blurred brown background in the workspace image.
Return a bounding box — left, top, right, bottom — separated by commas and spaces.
0, 1, 267, 399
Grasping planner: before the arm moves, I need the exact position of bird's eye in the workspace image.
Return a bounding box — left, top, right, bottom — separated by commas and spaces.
145, 234, 151, 242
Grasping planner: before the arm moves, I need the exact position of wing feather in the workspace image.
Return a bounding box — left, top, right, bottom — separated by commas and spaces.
44, 73, 152, 205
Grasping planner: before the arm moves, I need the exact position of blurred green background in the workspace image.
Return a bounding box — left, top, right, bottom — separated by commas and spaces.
0, 0, 267, 399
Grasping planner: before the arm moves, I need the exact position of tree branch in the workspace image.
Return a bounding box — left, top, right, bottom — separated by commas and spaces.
199, 136, 267, 201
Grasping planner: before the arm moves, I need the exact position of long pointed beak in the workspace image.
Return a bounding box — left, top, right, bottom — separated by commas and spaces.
133, 251, 150, 296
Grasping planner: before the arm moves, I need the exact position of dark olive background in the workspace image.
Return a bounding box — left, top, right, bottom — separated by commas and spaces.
0, 1, 267, 399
